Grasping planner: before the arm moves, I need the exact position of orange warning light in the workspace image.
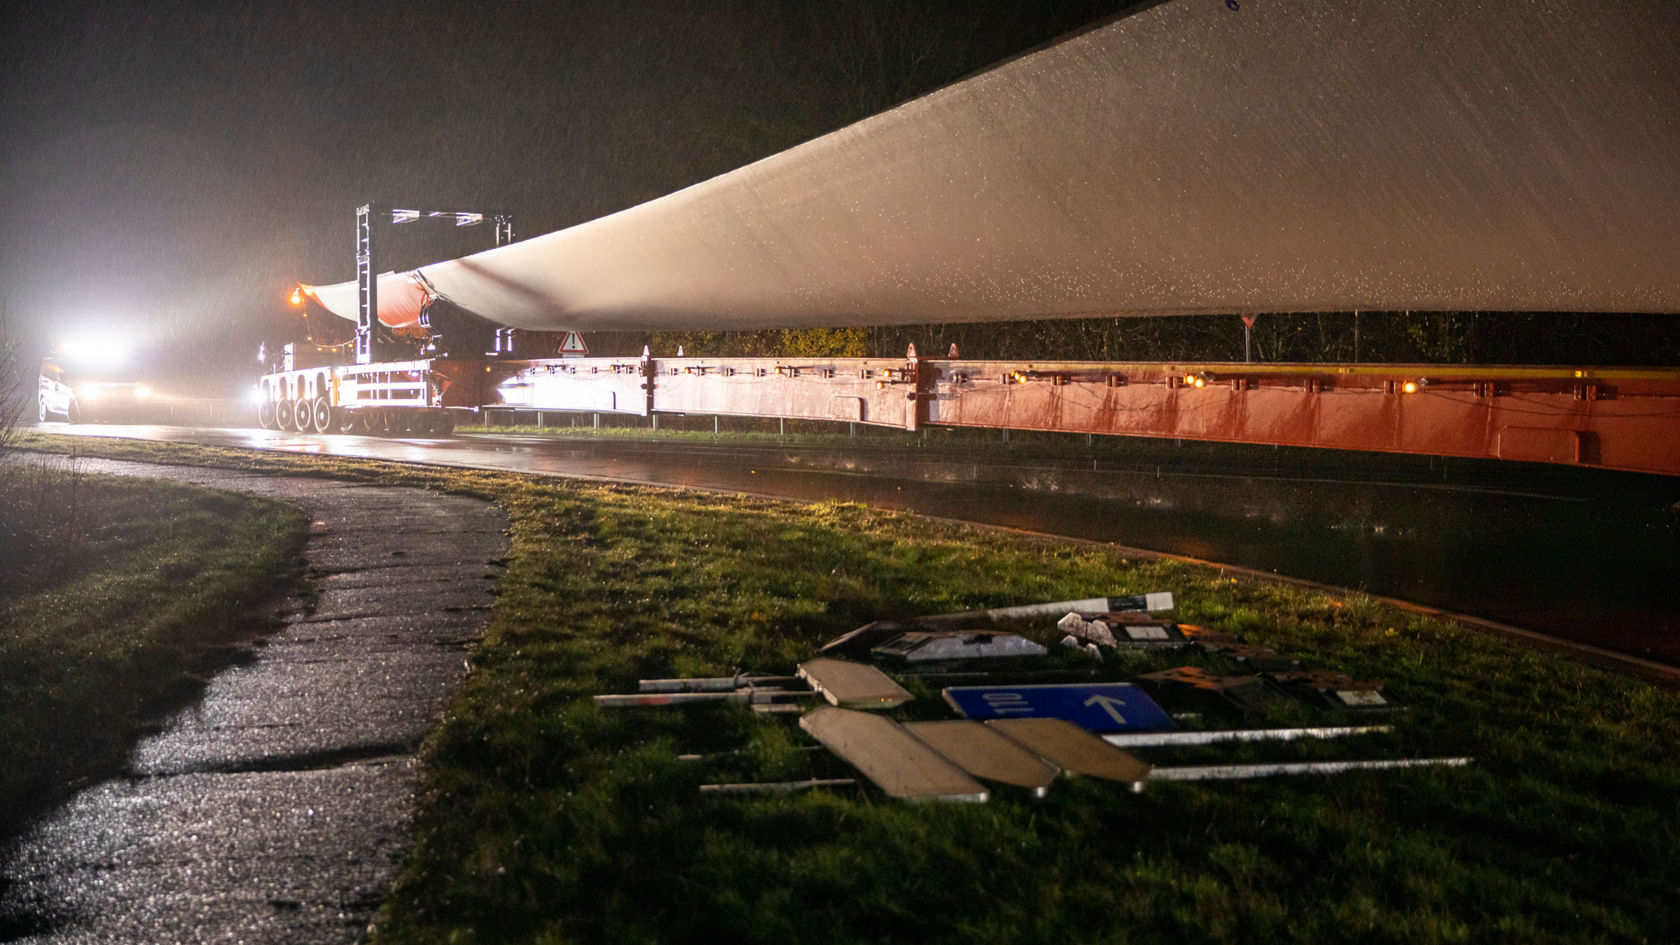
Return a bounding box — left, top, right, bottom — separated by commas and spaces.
289, 288, 303, 306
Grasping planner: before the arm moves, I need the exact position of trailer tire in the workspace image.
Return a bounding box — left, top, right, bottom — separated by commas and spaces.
339, 411, 365, 434
309, 398, 334, 434
39, 396, 48, 424
256, 400, 276, 430
274, 399, 293, 430
292, 398, 313, 433
438, 410, 456, 435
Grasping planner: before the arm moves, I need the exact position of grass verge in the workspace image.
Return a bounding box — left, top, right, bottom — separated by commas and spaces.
0, 457, 308, 845
15, 433, 1680, 944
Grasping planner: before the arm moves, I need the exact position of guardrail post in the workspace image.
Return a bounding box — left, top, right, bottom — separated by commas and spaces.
904, 343, 922, 432
640, 346, 655, 417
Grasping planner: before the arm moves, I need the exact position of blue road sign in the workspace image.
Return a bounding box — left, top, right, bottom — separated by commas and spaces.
943, 683, 1176, 732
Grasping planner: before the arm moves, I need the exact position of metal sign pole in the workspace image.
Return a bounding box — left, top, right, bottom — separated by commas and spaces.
355, 204, 378, 365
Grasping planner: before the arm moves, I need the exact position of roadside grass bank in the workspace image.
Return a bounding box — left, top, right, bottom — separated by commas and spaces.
16, 433, 1680, 944
0, 457, 308, 846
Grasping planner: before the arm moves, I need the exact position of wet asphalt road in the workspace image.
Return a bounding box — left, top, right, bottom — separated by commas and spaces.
37, 422, 1680, 669
0, 460, 507, 943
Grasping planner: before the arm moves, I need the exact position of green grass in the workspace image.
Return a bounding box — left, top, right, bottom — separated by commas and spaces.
0, 460, 308, 844
15, 433, 1680, 944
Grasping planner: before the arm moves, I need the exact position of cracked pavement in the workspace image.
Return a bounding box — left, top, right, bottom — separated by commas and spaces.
0, 460, 507, 943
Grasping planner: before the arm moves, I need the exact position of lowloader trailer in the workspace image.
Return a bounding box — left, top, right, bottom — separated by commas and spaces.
251, 345, 1680, 478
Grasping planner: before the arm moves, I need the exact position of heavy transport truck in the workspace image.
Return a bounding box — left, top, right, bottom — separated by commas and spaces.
248, 331, 1680, 479
253, 351, 468, 436
248, 337, 921, 437
249, 205, 1680, 477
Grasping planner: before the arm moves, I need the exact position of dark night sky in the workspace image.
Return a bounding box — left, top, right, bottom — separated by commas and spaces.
0, 0, 1131, 390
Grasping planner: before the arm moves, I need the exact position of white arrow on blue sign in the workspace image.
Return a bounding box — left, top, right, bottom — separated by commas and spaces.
943, 683, 1176, 732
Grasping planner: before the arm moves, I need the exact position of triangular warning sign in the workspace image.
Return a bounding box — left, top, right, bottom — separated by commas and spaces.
559, 330, 588, 358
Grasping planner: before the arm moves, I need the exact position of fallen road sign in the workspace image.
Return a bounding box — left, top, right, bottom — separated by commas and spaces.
800, 707, 988, 802
871, 631, 1049, 664
903, 720, 1060, 797
943, 682, 1175, 732
798, 658, 914, 710
985, 717, 1151, 787
814, 619, 920, 657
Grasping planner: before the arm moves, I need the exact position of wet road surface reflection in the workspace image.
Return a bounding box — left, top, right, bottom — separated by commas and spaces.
41, 423, 1680, 666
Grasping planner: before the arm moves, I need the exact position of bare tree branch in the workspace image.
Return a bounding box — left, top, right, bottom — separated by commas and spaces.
0, 300, 27, 456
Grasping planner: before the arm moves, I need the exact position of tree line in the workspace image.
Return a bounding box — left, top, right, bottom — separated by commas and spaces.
590, 310, 1680, 366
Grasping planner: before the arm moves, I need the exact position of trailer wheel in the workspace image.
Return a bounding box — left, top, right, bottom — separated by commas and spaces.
291, 398, 313, 433
339, 411, 365, 434
275, 399, 293, 430
256, 400, 276, 430
38, 396, 48, 424
309, 398, 334, 434
438, 410, 456, 435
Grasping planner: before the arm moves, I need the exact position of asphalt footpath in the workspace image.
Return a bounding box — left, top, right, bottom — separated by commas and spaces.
0, 460, 508, 943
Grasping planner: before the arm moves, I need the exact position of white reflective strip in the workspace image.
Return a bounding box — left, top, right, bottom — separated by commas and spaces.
1150, 757, 1473, 781
1105, 726, 1391, 748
